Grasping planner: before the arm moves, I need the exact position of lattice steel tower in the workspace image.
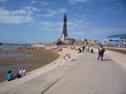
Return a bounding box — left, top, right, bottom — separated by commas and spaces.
62, 13, 68, 38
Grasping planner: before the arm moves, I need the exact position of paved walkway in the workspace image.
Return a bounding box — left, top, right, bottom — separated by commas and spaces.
0, 52, 126, 94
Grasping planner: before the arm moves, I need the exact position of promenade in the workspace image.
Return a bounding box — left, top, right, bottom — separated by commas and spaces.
0, 51, 126, 94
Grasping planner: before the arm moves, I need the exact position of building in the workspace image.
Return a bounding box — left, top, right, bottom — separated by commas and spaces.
107, 33, 126, 47
57, 13, 75, 45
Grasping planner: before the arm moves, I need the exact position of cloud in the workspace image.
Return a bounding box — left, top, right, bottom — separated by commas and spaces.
81, 27, 126, 39
31, 0, 37, 3
39, 19, 96, 39
40, 18, 126, 40
40, 21, 62, 32
69, 0, 90, 4
69, 31, 88, 36
42, 8, 67, 17
42, 9, 57, 17
39, 19, 94, 34
0, 6, 40, 24
23, 6, 40, 12
31, 0, 49, 5
40, 1, 49, 5
68, 19, 95, 31
69, 27, 126, 40
90, 27, 126, 35
58, 8, 67, 13
31, 0, 49, 6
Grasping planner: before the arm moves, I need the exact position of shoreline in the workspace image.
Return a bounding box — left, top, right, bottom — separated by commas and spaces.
0, 48, 59, 83
0, 46, 79, 94
0, 46, 78, 83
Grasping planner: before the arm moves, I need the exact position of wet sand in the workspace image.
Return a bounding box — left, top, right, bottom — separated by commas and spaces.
0, 48, 59, 82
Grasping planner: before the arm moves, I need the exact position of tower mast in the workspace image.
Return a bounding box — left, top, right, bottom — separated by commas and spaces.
62, 13, 68, 38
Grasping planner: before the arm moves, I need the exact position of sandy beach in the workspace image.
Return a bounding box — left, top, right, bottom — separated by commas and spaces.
0, 48, 59, 82
0, 46, 126, 94
0, 45, 79, 83
0, 45, 126, 94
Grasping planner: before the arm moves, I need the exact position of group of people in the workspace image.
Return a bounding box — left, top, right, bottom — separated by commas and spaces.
62, 54, 71, 62
63, 54, 71, 60
8, 67, 26, 81
82, 45, 105, 61
78, 46, 94, 53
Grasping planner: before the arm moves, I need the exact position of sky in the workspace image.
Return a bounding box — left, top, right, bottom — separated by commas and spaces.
0, 0, 126, 44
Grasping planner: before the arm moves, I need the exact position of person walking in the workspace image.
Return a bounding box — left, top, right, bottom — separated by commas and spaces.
98, 47, 105, 61
101, 48, 105, 60
86, 45, 90, 52
90, 47, 93, 53
82, 46, 85, 52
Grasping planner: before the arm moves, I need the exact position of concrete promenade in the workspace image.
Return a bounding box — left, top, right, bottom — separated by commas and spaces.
0, 52, 126, 94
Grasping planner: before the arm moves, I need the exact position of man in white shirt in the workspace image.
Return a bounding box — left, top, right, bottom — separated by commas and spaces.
22, 67, 26, 77
18, 67, 26, 77
17, 68, 23, 78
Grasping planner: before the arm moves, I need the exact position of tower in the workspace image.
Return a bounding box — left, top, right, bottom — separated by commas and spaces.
57, 13, 75, 45
62, 13, 68, 38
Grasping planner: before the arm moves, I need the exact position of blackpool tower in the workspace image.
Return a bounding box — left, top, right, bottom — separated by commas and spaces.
62, 13, 68, 38
57, 13, 74, 44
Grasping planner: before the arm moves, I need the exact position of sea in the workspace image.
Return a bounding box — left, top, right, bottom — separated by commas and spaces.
0, 43, 32, 50
0, 43, 58, 82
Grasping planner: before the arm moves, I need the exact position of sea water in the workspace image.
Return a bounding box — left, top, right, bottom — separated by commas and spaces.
0, 44, 33, 59
0, 43, 32, 50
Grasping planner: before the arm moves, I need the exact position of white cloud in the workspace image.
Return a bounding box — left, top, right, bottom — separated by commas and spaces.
40, 1, 49, 5
69, 31, 87, 36
0, 6, 40, 24
23, 6, 40, 12
0, 15, 33, 24
40, 21, 62, 32
39, 19, 94, 33
31, 0, 37, 3
67, 19, 95, 32
69, 0, 90, 4
31, 0, 49, 5
42, 9, 57, 17
39, 18, 126, 40
58, 8, 67, 13
42, 8, 67, 17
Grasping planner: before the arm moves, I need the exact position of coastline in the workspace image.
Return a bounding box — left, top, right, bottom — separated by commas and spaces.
0, 48, 59, 82
0, 46, 79, 94
0, 45, 78, 83
0, 46, 126, 93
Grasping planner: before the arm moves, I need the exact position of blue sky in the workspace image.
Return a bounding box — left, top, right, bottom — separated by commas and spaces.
0, 0, 126, 44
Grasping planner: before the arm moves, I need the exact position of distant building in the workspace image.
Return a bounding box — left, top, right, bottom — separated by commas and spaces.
107, 33, 126, 47
57, 13, 75, 45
